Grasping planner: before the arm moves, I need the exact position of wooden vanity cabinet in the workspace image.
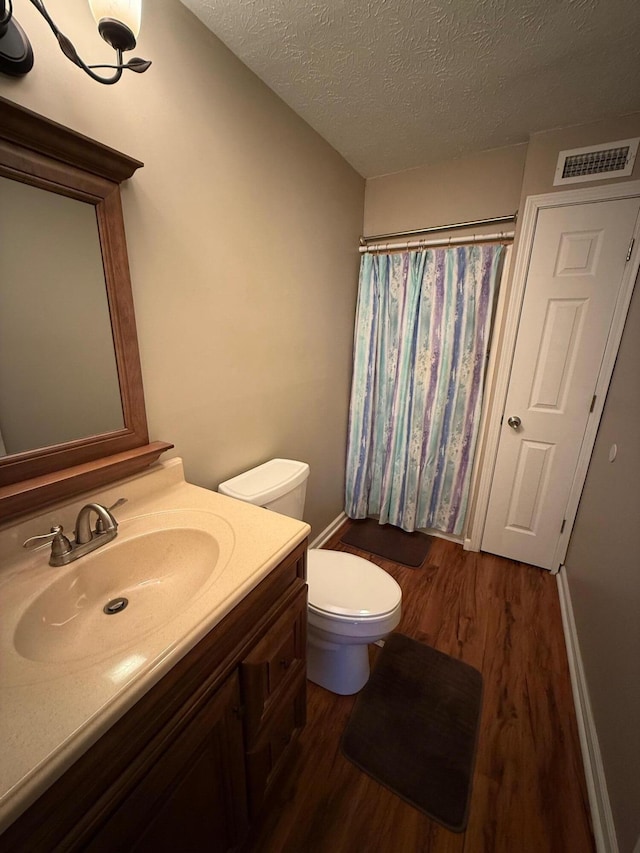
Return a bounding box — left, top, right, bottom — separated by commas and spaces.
1, 540, 308, 853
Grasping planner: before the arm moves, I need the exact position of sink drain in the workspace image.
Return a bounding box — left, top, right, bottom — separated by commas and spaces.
103, 597, 129, 615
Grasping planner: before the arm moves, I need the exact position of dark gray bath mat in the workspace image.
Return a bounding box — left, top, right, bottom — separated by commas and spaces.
341, 633, 483, 832
340, 518, 432, 567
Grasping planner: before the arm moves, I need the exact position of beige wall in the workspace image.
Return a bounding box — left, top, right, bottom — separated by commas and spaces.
364, 143, 527, 237
363, 111, 640, 244
0, 0, 365, 535
564, 284, 640, 853
519, 113, 640, 200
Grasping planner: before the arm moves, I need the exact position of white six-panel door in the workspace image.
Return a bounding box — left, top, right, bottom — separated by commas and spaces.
482, 197, 640, 570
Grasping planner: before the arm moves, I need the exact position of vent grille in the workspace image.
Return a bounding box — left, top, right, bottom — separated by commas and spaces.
562, 147, 629, 179
554, 138, 638, 186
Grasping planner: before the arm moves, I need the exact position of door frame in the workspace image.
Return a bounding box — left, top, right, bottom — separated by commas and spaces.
466, 180, 640, 570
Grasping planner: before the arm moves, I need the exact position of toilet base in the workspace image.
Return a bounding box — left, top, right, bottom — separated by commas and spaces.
306, 638, 370, 695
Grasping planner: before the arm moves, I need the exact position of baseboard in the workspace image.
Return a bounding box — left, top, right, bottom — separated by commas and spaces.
310, 513, 462, 550
309, 512, 347, 549
557, 567, 619, 853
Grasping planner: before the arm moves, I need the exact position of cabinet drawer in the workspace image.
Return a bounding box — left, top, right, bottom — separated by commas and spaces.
240, 582, 307, 744
244, 667, 306, 818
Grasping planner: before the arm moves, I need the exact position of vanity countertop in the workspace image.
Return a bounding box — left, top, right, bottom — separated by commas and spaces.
0, 458, 310, 833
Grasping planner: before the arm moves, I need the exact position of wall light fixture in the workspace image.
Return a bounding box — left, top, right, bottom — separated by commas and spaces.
0, 0, 150, 84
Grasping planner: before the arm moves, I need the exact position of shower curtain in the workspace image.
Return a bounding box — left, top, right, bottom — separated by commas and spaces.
345, 244, 504, 535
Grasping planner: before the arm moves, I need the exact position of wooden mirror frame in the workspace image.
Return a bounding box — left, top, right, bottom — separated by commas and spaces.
0, 97, 172, 520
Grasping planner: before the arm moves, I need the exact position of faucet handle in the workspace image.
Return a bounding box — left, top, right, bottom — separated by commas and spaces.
107, 497, 127, 513
23, 525, 73, 558
94, 498, 127, 533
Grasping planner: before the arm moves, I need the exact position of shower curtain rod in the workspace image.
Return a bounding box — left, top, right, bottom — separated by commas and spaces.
359, 229, 515, 254
359, 212, 517, 246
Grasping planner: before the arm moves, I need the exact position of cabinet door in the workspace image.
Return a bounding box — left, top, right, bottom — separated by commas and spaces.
244, 668, 306, 817
85, 673, 248, 853
241, 582, 307, 744
240, 583, 307, 818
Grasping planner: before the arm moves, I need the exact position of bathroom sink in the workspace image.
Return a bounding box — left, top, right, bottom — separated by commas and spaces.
13, 510, 234, 666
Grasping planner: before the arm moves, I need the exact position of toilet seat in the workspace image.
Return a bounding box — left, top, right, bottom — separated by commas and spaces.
306, 549, 402, 621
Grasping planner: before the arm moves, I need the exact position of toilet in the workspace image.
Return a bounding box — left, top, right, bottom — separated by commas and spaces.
218, 459, 402, 695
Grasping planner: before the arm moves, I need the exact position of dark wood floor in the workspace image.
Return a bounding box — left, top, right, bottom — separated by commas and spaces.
245, 522, 594, 853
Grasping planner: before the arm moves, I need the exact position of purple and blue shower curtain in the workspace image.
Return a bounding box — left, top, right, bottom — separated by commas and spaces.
345, 244, 503, 535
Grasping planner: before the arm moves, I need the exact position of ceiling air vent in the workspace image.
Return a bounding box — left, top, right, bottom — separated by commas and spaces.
553, 138, 639, 186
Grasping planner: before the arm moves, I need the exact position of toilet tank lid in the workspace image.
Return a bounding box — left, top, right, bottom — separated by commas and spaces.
218, 459, 309, 505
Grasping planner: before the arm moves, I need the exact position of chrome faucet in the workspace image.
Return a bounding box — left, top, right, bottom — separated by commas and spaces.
23, 499, 126, 567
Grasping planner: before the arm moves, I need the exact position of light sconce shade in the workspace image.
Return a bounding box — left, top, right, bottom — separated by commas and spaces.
0, 0, 150, 84
89, 0, 142, 39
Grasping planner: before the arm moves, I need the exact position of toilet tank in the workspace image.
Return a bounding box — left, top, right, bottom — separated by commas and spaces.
218, 459, 309, 520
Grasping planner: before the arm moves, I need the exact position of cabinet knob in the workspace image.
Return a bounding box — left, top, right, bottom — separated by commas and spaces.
279, 659, 291, 670
232, 704, 245, 719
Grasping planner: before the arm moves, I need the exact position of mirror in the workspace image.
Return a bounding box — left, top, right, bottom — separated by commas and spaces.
0, 176, 125, 456
0, 96, 171, 520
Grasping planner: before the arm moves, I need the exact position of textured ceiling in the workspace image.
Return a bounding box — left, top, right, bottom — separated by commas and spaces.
180, 0, 640, 178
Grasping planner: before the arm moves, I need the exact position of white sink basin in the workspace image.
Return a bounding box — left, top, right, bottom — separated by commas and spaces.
13, 510, 234, 666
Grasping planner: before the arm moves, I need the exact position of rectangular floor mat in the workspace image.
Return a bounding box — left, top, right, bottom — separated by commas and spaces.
341, 633, 483, 832
340, 519, 432, 567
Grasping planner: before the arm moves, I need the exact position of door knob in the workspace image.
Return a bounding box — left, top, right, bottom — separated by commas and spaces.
507, 416, 522, 430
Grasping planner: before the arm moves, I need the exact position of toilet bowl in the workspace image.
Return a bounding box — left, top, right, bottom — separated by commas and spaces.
306, 548, 401, 694
218, 459, 403, 695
